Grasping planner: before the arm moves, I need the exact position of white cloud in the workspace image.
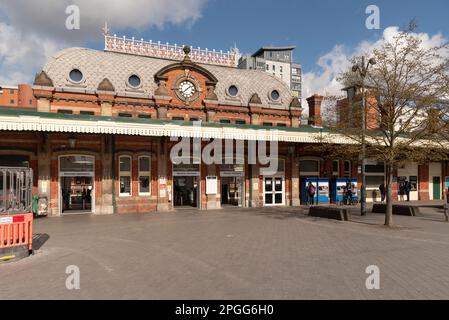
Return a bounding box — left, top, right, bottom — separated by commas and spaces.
0, 0, 208, 84
302, 26, 448, 113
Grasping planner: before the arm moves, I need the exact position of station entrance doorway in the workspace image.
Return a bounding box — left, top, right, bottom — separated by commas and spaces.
220, 164, 245, 207
59, 155, 94, 215
173, 163, 201, 209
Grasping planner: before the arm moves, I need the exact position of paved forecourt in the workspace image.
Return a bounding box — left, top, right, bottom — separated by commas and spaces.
1, 205, 449, 299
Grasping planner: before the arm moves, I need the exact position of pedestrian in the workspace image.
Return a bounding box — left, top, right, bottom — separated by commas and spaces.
379, 183, 386, 203
307, 181, 316, 206
405, 179, 411, 202
346, 182, 353, 205
398, 181, 405, 201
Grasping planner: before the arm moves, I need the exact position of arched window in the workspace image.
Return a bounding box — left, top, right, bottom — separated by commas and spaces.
138, 156, 151, 196
119, 156, 132, 196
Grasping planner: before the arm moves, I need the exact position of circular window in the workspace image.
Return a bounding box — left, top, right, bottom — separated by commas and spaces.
128, 75, 141, 88
69, 69, 83, 83
228, 85, 239, 97
270, 90, 280, 101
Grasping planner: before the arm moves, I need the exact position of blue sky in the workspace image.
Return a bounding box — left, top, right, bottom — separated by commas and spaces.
91, 0, 449, 73
0, 0, 448, 105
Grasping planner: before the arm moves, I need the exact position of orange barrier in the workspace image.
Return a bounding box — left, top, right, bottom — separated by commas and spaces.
0, 213, 33, 252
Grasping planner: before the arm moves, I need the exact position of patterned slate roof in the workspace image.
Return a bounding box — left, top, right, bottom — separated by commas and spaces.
42, 47, 293, 109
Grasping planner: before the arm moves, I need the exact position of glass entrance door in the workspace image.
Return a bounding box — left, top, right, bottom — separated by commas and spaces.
264, 176, 285, 206
173, 176, 199, 208
59, 155, 94, 214
221, 176, 244, 207
61, 176, 93, 213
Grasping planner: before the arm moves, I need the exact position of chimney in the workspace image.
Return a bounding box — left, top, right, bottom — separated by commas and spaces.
307, 94, 324, 126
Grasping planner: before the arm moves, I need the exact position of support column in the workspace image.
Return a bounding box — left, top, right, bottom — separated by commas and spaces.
291, 156, 301, 206
206, 164, 220, 209
157, 137, 170, 211
99, 136, 114, 214
37, 133, 51, 216
250, 163, 261, 207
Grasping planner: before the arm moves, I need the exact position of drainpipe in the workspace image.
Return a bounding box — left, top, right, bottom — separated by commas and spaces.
248, 164, 252, 208
111, 135, 116, 214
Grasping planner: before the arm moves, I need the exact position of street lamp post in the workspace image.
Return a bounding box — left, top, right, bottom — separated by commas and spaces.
352, 56, 376, 216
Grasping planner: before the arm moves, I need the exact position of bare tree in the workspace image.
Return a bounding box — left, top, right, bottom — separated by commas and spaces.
325, 29, 449, 226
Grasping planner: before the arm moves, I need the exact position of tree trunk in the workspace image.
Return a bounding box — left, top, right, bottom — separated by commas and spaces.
385, 164, 394, 227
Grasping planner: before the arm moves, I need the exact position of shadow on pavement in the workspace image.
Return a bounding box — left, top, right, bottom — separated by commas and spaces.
32, 233, 50, 251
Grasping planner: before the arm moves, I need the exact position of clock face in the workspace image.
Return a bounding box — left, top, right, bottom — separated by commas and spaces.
178, 81, 196, 99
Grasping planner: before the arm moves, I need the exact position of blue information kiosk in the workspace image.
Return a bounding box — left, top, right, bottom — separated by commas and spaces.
330, 178, 358, 205
301, 178, 330, 205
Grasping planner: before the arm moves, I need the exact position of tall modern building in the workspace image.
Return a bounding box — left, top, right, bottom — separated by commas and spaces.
238, 46, 302, 101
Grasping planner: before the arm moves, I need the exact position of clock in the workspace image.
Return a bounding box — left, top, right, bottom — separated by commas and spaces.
178, 80, 196, 99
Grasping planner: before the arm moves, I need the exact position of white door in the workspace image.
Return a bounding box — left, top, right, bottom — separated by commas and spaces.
264, 176, 285, 206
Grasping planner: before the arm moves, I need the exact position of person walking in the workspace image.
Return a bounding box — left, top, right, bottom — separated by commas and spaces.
398, 181, 405, 202
405, 179, 411, 202
307, 181, 316, 206
379, 183, 386, 203
346, 182, 354, 205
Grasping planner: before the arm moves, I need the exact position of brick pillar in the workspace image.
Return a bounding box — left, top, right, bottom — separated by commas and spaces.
306, 94, 324, 126
291, 156, 300, 206
206, 164, 220, 209
99, 135, 113, 214
249, 163, 261, 207
157, 137, 170, 211
37, 133, 52, 215
418, 164, 430, 200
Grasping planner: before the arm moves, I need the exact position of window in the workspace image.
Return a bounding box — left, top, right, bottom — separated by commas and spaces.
10, 89, 14, 94
58, 110, 73, 114
364, 161, 385, 190
266, 64, 269, 71
10, 99, 14, 104
277, 123, 287, 127
280, 66, 283, 73
119, 156, 132, 196
127, 75, 141, 88
138, 156, 151, 195
228, 85, 239, 97
29, 99, 33, 105
189, 117, 199, 122
344, 160, 351, 177
332, 160, 340, 177
272, 65, 276, 72
172, 116, 184, 121
236, 120, 246, 125
220, 119, 231, 124
365, 162, 385, 173
80, 111, 95, 115
366, 176, 385, 189
263, 122, 273, 127
119, 113, 132, 118
138, 114, 151, 119
270, 90, 280, 101
69, 69, 83, 83
300, 160, 319, 173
